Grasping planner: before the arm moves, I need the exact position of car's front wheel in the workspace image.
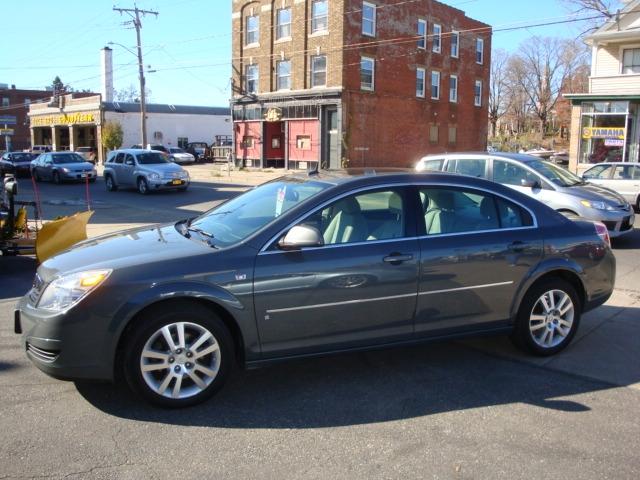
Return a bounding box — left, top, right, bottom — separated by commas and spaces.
511, 278, 581, 356
105, 174, 117, 191
137, 177, 149, 195
123, 302, 234, 407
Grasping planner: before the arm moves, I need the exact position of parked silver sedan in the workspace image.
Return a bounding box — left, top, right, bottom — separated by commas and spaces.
103, 149, 190, 194
582, 162, 640, 212
30, 152, 97, 184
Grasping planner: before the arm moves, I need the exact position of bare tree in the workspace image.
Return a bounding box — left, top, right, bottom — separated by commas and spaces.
562, 0, 623, 32
489, 49, 510, 137
511, 37, 588, 134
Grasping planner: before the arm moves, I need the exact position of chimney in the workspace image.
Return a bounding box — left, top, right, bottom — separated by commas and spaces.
101, 47, 114, 102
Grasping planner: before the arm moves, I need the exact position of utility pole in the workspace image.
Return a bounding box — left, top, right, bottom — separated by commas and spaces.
113, 4, 158, 148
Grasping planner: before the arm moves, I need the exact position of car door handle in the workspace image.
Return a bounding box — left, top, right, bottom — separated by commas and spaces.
383, 253, 413, 264
507, 241, 527, 252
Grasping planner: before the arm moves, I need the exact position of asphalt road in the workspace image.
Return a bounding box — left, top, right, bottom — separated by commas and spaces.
1, 172, 639, 479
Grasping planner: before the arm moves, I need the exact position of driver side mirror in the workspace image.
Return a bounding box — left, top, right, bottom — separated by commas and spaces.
520, 178, 540, 189
278, 225, 324, 251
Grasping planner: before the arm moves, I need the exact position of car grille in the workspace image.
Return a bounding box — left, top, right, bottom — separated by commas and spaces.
603, 216, 633, 232
26, 343, 59, 363
621, 216, 633, 232
28, 273, 46, 305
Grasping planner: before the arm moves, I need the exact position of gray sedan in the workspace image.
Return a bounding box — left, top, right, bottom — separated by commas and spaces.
30, 152, 97, 183
416, 152, 635, 238
15, 170, 615, 407
582, 162, 640, 212
103, 148, 190, 194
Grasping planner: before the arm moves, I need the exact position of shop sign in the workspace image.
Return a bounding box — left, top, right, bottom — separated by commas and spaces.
0, 115, 17, 125
264, 107, 282, 122
0, 128, 14, 135
604, 138, 624, 147
31, 112, 95, 127
582, 127, 625, 140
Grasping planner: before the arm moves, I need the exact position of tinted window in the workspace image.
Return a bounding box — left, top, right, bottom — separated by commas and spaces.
52, 153, 84, 164
583, 164, 613, 179
9, 153, 32, 162
419, 187, 532, 235
137, 152, 169, 164
493, 160, 540, 186
114, 153, 125, 164
612, 165, 638, 179
124, 154, 135, 165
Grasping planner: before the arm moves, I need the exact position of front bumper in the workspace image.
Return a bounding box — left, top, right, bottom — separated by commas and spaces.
61, 171, 97, 181
148, 178, 190, 190
15, 296, 115, 381
579, 208, 635, 238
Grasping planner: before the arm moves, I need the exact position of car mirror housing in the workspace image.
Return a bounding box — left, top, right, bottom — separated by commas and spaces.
521, 178, 540, 189
278, 225, 324, 251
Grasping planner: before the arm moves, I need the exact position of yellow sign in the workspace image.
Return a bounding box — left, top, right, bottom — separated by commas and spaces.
582, 127, 625, 140
264, 108, 282, 122
31, 112, 96, 127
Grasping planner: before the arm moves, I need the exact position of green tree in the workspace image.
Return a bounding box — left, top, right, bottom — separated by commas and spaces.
51, 76, 69, 95
101, 121, 124, 151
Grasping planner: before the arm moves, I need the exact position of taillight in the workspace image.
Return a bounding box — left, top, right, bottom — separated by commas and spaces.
594, 221, 610, 247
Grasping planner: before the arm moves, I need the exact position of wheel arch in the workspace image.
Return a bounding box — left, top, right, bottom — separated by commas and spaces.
113, 296, 247, 381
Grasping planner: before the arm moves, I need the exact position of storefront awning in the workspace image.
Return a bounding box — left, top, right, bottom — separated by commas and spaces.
563, 93, 640, 105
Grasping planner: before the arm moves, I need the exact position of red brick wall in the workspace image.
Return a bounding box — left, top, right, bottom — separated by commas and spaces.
0, 88, 52, 151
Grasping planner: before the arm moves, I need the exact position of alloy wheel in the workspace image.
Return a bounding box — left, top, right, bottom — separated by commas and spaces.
528, 289, 574, 349
139, 321, 221, 399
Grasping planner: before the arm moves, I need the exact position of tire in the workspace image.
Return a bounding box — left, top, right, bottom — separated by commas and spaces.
511, 278, 581, 356
122, 301, 234, 408
636, 195, 640, 213
137, 177, 149, 195
52, 171, 61, 184
105, 174, 117, 191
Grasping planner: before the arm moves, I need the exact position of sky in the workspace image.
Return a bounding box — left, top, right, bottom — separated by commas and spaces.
0, 0, 609, 108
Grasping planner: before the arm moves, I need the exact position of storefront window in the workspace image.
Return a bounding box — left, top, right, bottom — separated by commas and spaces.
578, 101, 630, 164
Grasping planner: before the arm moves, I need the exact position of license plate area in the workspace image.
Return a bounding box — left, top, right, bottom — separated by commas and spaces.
171, 179, 183, 185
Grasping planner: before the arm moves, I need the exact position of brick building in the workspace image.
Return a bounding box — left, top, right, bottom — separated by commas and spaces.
231, 0, 491, 169
0, 85, 52, 152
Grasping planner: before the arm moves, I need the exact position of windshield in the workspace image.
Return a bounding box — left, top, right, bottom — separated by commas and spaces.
10, 153, 32, 162
137, 152, 169, 164
169, 147, 185, 153
52, 153, 85, 164
187, 178, 331, 248
527, 159, 584, 187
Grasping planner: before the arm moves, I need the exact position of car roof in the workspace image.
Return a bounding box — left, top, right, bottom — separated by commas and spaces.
110, 148, 160, 154
420, 151, 547, 164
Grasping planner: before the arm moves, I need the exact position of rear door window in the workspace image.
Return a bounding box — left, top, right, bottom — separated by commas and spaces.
612, 165, 637, 179
447, 158, 488, 179
418, 158, 444, 171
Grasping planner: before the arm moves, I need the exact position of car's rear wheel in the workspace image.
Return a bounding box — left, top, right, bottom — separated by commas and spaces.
123, 302, 233, 407
105, 174, 117, 191
137, 177, 149, 195
511, 278, 581, 356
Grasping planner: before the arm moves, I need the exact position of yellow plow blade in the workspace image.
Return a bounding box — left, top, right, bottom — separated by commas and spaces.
36, 211, 94, 263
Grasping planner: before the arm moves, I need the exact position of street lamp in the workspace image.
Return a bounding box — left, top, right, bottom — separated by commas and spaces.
108, 41, 148, 148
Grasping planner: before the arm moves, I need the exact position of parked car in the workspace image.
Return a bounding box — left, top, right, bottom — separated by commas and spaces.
15, 169, 615, 407
30, 152, 97, 184
75, 146, 97, 164
103, 148, 190, 194
582, 162, 640, 212
416, 152, 635, 238
0, 152, 35, 177
167, 147, 196, 164
186, 142, 211, 163
30, 145, 51, 155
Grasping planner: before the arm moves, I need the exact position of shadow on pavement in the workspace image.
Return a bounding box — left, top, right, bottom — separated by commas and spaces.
75, 337, 628, 429
0, 256, 37, 300
611, 227, 640, 250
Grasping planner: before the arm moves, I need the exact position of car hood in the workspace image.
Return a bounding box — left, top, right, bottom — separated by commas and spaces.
566, 182, 628, 206
37, 223, 207, 281
138, 162, 185, 173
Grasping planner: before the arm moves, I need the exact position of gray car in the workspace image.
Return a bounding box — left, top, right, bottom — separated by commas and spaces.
416, 152, 635, 238
30, 152, 97, 184
582, 162, 640, 212
15, 170, 615, 407
103, 148, 190, 194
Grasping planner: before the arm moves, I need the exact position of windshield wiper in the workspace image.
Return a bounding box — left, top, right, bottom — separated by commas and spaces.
188, 226, 214, 238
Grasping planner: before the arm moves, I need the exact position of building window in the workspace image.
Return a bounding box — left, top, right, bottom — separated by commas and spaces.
178, 137, 188, 149
448, 126, 457, 144
361, 56, 375, 91
476, 38, 484, 64
416, 68, 426, 98
277, 60, 291, 90
362, 2, 376, 37
429, 125, 439, 143
311, 0, 328, 33
311, 55, 327, 87
417, 19, 427, 49
245, 64, 258, 94
296, 135, 311, 150
622, 48, 640, 74
276, 8, 291, 40
432, 24, 441, 53
449, 75, 458, 103
474, 80, 482, 106
242, 136, 254, 148
24, 98, 31, 106
246, 15, 259, 45
1, 97, 8, 107
431, 71, 440, 99
451, 31, 459, 58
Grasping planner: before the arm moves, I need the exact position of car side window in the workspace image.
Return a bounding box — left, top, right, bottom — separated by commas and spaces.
125, 154, 135, 165
418, 158, 444, 171
612, 165, 635, 180
584, 164, 612, 179
419, 187, 532, 235
114, 153, 125, 164
450, 158, 488, 179
493, 160, 539, 186
300, 189, 406, 245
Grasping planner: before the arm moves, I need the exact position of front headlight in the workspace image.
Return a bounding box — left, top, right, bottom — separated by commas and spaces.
37, 270, 112, 312
61, 167, 70, 173
580, 199, 614, 211
180, 171, 189, 179
148, 172, 160, 180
